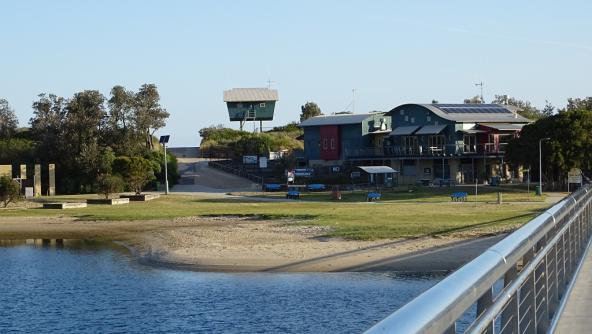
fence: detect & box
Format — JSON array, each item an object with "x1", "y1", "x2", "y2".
[{"x1": 366, "y1": 185, "x2": 592, "y2": 333}]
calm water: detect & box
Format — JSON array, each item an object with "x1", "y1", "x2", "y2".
[{"x1": 0, "y1": 240, "x2": 443, "y2": 333}]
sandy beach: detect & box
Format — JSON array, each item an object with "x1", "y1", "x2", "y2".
[{"x1": 0, "y1": 215, "x2": 503, "y2": 272}]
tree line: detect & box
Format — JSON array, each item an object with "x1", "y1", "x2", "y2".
[
  {"x1": 506, "y1": 97, "x2": 592, "y2": 188},
  {"x1": 0, "y1": 84, "x2": 179, "y2": 194}
]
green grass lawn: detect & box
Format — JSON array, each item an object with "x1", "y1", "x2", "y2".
[{"x1": 0, "y1": 191, "x2": 550, "y2": 240}]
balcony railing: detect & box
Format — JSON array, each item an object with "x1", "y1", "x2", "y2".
[{"x1": 344, "y1": 143, "x2": 508, "y2": 159}]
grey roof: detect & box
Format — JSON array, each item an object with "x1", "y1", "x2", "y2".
[
  {"x1": 415, "y1": 124, "x2": 447, "y2": 135},
  {"x1": 390, "y1": 125, "x2": 420, "y2": 136},
  {"x1": 478, "y1": 123, "x2": 525, "y2": 131},
  {"x1": 391, "y1": 104, "x2": 532, "y2": 123},
  {"x1": 358, "y1": 166, "x2": 398, "y2": 174},
  {"x1": 223, "y1": 88, "x2": 278, "y2": 102},
  {"x1": 299, "y1": 113, "x2": 380, "y2": 127}
]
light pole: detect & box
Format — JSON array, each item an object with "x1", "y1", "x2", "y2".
[
  {"x1": 539, "y1": 137, "x2": 550, "y2": 196},
  {"x1": 159, "y1": 135, "x2": 170, "y2": 195}
]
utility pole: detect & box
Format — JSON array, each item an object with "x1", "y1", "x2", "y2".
[{"x1": 475, "y1": 82, "x2": 484, "y2": 103}]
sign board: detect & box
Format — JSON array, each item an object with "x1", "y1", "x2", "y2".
[
  {"x1": 243, "y1": 155, "x2": 257, "y2": 165},
  {"x1": 259, "y1": 157, "x2": 268, "y2": 169},
  {"x1": 332, "y1": 166, "x2": 340, "y2": 173},
  {"x1": 25, "y1": 187, "x2": 34, "y2": 199},
  {"x1": 293, "y1": 168, "x2": 313, "y2": 177},
  {"x1": 568, "y1": 168, "x2": 582, "y2": 184},
  {"x1": 350, "y1": 171, "x2": 361, "y2": 179}
]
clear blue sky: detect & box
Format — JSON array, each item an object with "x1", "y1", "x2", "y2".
[{"x1": 2, "y1": 0, "x2": 591, "y2": 146}]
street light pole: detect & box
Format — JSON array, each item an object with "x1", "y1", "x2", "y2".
[
  {"x1": 164, "y1": 142, "x2": 169, "y2": 195},
  {"x1": 159, "y1": 135, "x2": 171, "y2": 195},
  {"x1": 539, "y1": 137, "x2": 550, "y2": 196}
]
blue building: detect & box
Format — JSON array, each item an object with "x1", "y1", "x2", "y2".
[
  {"x1": 300, "y1": 112, "x2": 391, "y2": 165},
  {"x1": 302, "y1": 104, "x2": 531, "y2": 184}
]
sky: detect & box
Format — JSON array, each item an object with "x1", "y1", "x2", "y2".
[{"x1": 1, "y1": 0, "x2": 591, "y2": 146}]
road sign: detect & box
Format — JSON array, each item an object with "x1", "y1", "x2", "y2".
[
  {"x1": 259, "y1": 157, "x2": 267, "y2": 169},
  {"x1": 568, "y1": 168, "x2": 582, "y2": 184}
]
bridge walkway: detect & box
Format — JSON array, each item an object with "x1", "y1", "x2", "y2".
[{"x1": 555, "y1": 239, "x2": 592, "y2": 333}]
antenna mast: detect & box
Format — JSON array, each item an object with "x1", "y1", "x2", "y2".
[
  {"x1": 352, "y1": 88, "x2": 357, "y2": 113},
  {"x1": 474, "y1": 82, "x2": 484, "y2": 103}
]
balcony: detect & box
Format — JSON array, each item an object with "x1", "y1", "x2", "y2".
[{"x1": 344, "y1": 143, "x2": 507, "y2": 159}]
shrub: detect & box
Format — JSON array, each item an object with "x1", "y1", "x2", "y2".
[
  {"x1": 0, "y1": 176, "x2": 21, "y2": 207},
  {"x1": 113, "y1": 156, "x2": 155, "y2": 194},
  {"x1": 97, "y1": 174, "x2": 124, "y2": 199}
]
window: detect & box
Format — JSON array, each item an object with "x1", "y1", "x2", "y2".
[
  {"x1": 260, "y1": 102, "x2": 266, "y2": 108},
  {"x1": 330, "y1": 138, "x2": 335, "y2": 150},
  {"x1": 434, "y1": 120, "x2": 439, "y2": 125},
  {"x1": 463, "y1": 134, "x2": 476, "y2": 153},
  {"x1": 426, "y1": 116, "x2": 431, "y2": 122},
  {"x1": 404, "y1": 115, "x2": 409, "y2": 122},
  {"x1": 323, "y1": 138, "x2": 328, "y2": 150},
  {"x1": 428, "y1": 135, "x2": 445, "y2": 151},
  {"x1": 237, "y1": 103, "x2": 243, "y2": 108},
  {"x1": 400, "y1": 110, "x2": 405, "y2": 115},
  {"x1": 410, "y1": 117, "x2": 415, "y2": 123},
  {"x1": 402, "y1": 136, "x2": 418, "y2": 155}
]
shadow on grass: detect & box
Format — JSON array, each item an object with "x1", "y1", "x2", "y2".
[{"x1": 199, "y1": 213, "x2": 318, "y2": 221}]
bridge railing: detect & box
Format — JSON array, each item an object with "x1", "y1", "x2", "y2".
[{"x1": 366, "y1": 185, "x2": 592, "y2": 334}]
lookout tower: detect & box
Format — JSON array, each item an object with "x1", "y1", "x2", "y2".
[{"x1": 223, "y1": 88, "x2": 278, "y2": 131}]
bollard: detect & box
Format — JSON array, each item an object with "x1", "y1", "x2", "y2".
[{"x1": 497, "y1": 192, "x2": 503, "y2": 204}]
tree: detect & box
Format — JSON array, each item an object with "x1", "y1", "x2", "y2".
[
  {"x1": 96, "y1": 174, "x2": 124, "y2": 199},
  {"x1": 107, "y1": 86, "x2": 139, "y2": 155},
  {"x1": 491, "y1": 94, "x2": 551, "y2": 120},
  {"x1": 0, "y1": 98, "x2": 18, "y2": 139},
  {"x1": 565, "y1": 97, "x2": 592, "y2": 112},
  {"x1": 134, "y1": 84, "x2": 169, "y2": 149},
  {"x1": 114, "y1": 156, "x2": 156, "y2": 194},
  {"x1": 464, "y1": 96, "x2": 483, "y2": 104},
  {"x1": 0, "y1": 176, "x2": 20, "y2": 207},
  {"x1": 300, "y1": 102, "x2": 322, "y2": 121}
]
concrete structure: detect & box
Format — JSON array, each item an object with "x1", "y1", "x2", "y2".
[
  {"x1": 0, "y1": 165, "x2": 11, "y2": 177},
  {"x1": 43, "y1": 202, "x2": 87, "y2": 209},
  {"x1": 167, "y1": 147, "x2": 200, "y2": 159},
  {"x1": 34, "y1": 164, "x2": 41, "y2": 196},
  {"x1": 48, "y1": 163, "x2": 56, "y2": 196},
  {"x1": 301, "y1": 104, "x2": 531, "y2": 184},
  {"x1": 223, "y1": 88, "x2": 278, "y2": 131}
]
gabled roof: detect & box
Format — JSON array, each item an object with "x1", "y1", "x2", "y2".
[
  {"x1": 223, "y1": 88, "x2": 278, "y2": 102},
  {"x1": 390, "y1": 103, "x2": 532, "y2": 123},
  {"x1": 299, "y1": 113, "x2": 382, "y2": 127}
]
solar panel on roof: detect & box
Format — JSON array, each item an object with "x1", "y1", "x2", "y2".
[{"x1": 437, "y1": 105, "x2": 510, "y2": 114}]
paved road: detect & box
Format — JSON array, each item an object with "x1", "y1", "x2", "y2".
[
  {"x1": 555, "y1": 240, "x2": 592, "y2": 333},
  {"x1": 171, "y1": 159, "x2": 259, "y2": 194}
]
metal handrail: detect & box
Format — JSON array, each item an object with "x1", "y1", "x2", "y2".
[{"x1": 366, "y1": 186, "x2": 592, "y2": 334}]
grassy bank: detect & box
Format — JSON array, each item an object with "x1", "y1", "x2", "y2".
[{"x1": 0, "y1": 192, "x2": 550, "y2": 240}]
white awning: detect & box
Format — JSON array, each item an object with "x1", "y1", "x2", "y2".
[
  {"x1": 358, "y1": 166, "x2": 399, "y2": 174},
  {"x1": 389, "y1": 126, "x2": 420, "y2": 136},
  {"x1": 416, "y1": 124, "x2": 447, "y2": 135},
  {"x1": 458, "y1": 128, "x2": 487, "y2": 134}
]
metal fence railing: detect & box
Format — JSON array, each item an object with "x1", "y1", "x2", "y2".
[{"x1": 366, "y1": 185, "x2": 592, "y2": 334}]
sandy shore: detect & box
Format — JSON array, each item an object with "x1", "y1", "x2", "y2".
[{"x1": 0, "y1": 216, "x2": 503, "y2": 272}]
